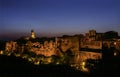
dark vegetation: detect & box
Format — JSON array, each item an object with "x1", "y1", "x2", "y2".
[
  {"x1": 104, "y1": 31, "x2": 118, "y2": 40},
  {"x1": 0, "y1": 55, "x2": 89, "y2": 77},
  {"x1": 16, "y1": 37, "x2": 55, "y2": 45},
  {"x1": 0, "y1": 40, "x2": 6, "y2": 50},
  {"x1": 0, "y1": 54, "x2": 120, "y2": 77}
]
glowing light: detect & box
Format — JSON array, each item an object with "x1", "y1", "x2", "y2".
[
  {"x1": 34, "y1": 61, "x2": 40, "y2": 65},
  {"x1": 114, "y1": 52, "x2": 117, "y2": 56},
  {"x1": 28, "y1": 58, "x2": 32, "y2": 62},
  {"x1": 15, "y1": 54, "x2": 20, "y2": 57},
  {"x1": 0, "y1": 51, "x2": 3, "y2": 54},
  {"x1": 56, "y1": 62, "x2": 60, "y2": 65},
  {"x1": 8, "y1": 53, "x2": 11, "y2": 56},
  {"x1": 114, "y1": 42, "x2": 116, "y2": 45},
  {"x1": 80, "y1": 62, "x2": 85, "y2": 66},
  {"x1": 81, "y1": 62, "x2": 89, "y2": 72}
]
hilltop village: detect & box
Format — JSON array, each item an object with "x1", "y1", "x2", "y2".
[
  {"x1": 5, "y1": 30, "x2": 120, "y2": 56},
  {"x1": 0, "y1": 30, "x2": 120, "y2": 72}
]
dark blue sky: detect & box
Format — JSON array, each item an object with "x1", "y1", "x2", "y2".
[{"x1": 0, "y1": 0, "x2": 120, "y2": 39}]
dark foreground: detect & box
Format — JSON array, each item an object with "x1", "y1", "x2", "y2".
[{"x1": 0, "y1": 55, "x2": 120, "y2": 77}]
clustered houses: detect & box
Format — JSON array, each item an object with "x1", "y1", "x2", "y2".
[
  {"x1": 5, "y1": 30, "x2": 58, "y2": 57},
  {"x1": 84, "y1": 30, "x2": 118, "y2": 41},
  {"x1": 26, "y1": 41, "x2": 57, "y2": 57},
  {"x1": 81, "y1": 30, "x2": 120, "y2": 50},
  {"x1": 84, "y1": 30, "x2": 104, "y2": 41},
  {"x1": 5, "y1": 39, "x2": 58, "y2": 57},
  {"x1": 5, "y1": 36, "x2": 78, "y2": 57},
  {"x1": 5, "y1": 41, "x2": 17, "y2": 52},
  {"x1": 5, "y1": 30, "x2": 120, "y2": 58}
]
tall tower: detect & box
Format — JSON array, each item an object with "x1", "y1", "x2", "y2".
[{"x1": 31, "y1": 30, "x2": 35, "y2": 39}]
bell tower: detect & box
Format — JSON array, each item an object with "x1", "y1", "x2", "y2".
[{"x1": 31, "y1": 30, "x2": 35, "y2": 39}]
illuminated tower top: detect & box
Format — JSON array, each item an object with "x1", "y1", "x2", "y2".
[{"x1": 31, "y1": 30, "x2": 35, "y2": 39}]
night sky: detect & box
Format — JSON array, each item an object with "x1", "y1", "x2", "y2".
[{"x1": 0, "y1": 0, "x2": 120, "y2": 40}]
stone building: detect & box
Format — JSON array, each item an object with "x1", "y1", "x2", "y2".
[
  {"x1": 57, "y1": 36, "x2": 80, "y2": 54},
  {"x1": 5, "y1": 41, "x2": 17, "y2": 51},
  {"x1": 80, "y1": 41, "x2": 102, "y2": 49},
  {"x1": 25, "y1": 38, "x2": 57, "y2": 57},
  {"x1": 85, "y1": 30, "x2": 104, "y2": 41}
]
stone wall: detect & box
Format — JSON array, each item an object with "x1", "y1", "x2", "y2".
[
  {"x1": 58, "y1": 36, "x2": 79, "y2": 53},
  {"x1": 73, "y1": 51, "x2": 102, "y2": 64},
  {"x1": 80, "y1": 41, "x2": 102, "y2": 49}
]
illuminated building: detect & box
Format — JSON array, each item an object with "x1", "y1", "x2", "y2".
[
  {"x1": 5, "y1": 41, "x2": 17, "y2": 51},
  {"x1": 31, "y1": 30, "x2": 35, "y2": 39}
]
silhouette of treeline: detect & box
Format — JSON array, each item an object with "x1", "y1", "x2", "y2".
[
  {"x1": 104, "y1": 31, "x2": 118, "y2": 40},
  {"x1": 0, "y1": 40, "x2": 6, "y2": 50},
  {"x1": 16, "y1": 37, "x2": 55, "y2": 45}
]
